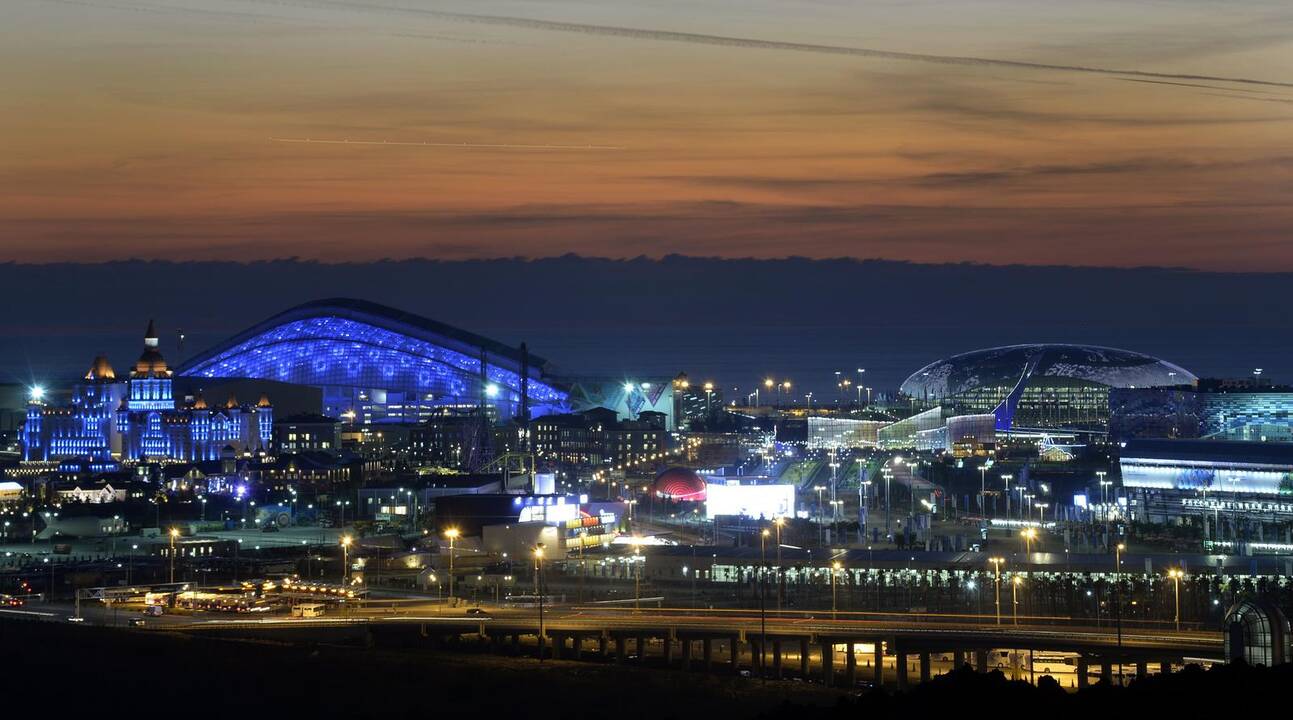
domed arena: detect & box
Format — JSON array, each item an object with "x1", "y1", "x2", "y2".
[
  {"x1": 901, "y1": 344, "x2": 1196, "y2": 431},
  {"x1": 651, "y1": 467, "x2": 707, "y2": 502}
]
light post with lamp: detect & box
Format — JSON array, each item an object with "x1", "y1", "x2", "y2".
[
  {"x1": 631, "y1": 538, "x2": 643, "y2": 611},
  {"x1": 1011, "y1": 575, "x2": 1023, "y2": 626},
  {"x1": 340, "y1": 535, "x2": 352, "y2": 585},
  {"x1": 445, "y1": 528, "x2": 460, "y2": 603},
  {"x1": 773, "y1": 518, "x2": 784, "y2": 611},
  {"x1": 989, "y1": 557, "x2": 1004, "y2": 625},
  {"x1": 1001, "y1": 474, "x2": 1013, "y2": 520},
  {"x1": 1168, "y1": 568, "x2": 1184, "y2": 630},
  {"x1": 533, "y1": 544, "x2": 546, "y2": 661},
  {"x1": 168, "y1": 528, "x2": 179, "y2": 583},
  {"x1": 1021, "y1": 527, "x2": 1037, "y2": 556},
  {"x1": 831, "y1": 560, "x2": 842, "y2": 619},
  {"x1": 1114, "y1": 542, "x2": 1125, "y2": 675},
  {"x1": 759, "y1": 528, "x2": 770, "y2": 679}
]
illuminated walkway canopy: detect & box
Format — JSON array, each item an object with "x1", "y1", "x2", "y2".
[{"x1": 177, "y1": 298, "x2": 567, "y2": 422}]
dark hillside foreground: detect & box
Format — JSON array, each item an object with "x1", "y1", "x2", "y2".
[{"x1": 3, "y1": 620, "x2": 1281, "y2": 719}]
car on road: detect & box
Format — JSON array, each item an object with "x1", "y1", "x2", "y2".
[
  {"x1": 465, "y1": 608, "x2": 492, "y2": 618},
  {"x1": 0, "y1": 594, "x2": 24, "y2": 607},
  {"x1": 66, "y1": 616, "x2": 85, "y2": 623},
  {"x1": 128, "y1": 617, "x2": 147, "y2": 627}
]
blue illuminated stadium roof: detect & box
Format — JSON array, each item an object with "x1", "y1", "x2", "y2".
[{"x1": 176, "y1": 298, "x2": 566, "y2": 408}]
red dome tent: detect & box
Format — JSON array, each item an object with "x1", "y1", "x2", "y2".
[{"x1": 651, "y1": 467, "x2": 706, "y2": 502}]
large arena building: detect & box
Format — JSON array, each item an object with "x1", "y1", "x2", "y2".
[
  {"x1": 177, "y1": 299, "x2": 569, "y2": 424},
  {"x1": 900, "y1": 344, "x2": 1196, "y2": 434}
]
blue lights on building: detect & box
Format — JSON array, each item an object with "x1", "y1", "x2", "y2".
[
  {"x1": 177, "y1": 299, "x2": 568, "y2": 423},
  {"x1": 22, "y1": 323, "x2": 272, "y2": 463}
]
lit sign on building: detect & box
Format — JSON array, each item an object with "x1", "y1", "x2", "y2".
[
  {"x1": 705, "y1": 482, "x2": 795, "y2": 519},
  {"x1": 1181, "y1": 497, "x2": 1293, "y2": 515}
]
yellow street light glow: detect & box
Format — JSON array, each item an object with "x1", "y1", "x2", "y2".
[{"x1": 340, "y1": 535, "x2": 352, "y2": 547}]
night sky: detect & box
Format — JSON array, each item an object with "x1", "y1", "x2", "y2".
[{"x1": 5, "y1": 1, "x2": 1293, "y2": 269}]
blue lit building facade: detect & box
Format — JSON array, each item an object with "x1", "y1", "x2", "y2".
[
  {"x1": 22, "y1": 323, "x2": 272, "y2": 463},
  {"x1": 177, "y1": 299, "x2": 569, "y2": 424},
  {"x1": 1110, "y1": 388, "x2": 1293, "y2": 443}
]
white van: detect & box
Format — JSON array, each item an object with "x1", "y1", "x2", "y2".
[{"x1": 292, "y1": 603, "x2": 326, "y2": 618}]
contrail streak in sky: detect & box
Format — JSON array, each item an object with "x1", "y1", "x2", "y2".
[
  {"x1": 39, "y1": 0, "x2": 1293, "y2": 90},
  {"x1": 269, "y1": 137, "x2": 626, "y2": 150},
  {"x1": 289, "y1": 0, "x2": 1293, "y2": 89}
]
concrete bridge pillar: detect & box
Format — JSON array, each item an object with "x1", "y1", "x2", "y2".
[
  {"x1": 729, "y1": 636, "x2": 740, "y2": 674},
  {"x1": 636, "y1": 634, "x2": 647, "y2": 664},
  {"x1": 1077, "y1": 657, "x2": 1089, "y2": 688},
  {"x1": 598, "y1": 634, "x2": 607, "y2": 658},
  {"x1": 821, "y1": 641, "x2": 835, "y2": 687},
  {"x1": 874, "y1": 642, "x2": 884, "y2": 686},
  {"x1": 845, "y1": 642, "x2": 857, "y2": 686},
  {"x1": 896, "y1": 650, "x2": 909, "y2": 690},
  {"x1": 663, "y1": 635, "x2": 674, "y2": 666},
  {"x1": 511, "y1": 633, "x2": 520, "y2": 655},
  {"x1": 919, "y1": 652, "x2": 931, "y2": 683},
  {"x1": 952, "y1": 649, "x2": 965, "y2": 669},
  {"x1": 975, "y1": 649, "x2": 988, "y2": 673},
  {"x1": 1135, "y1": 661, "x2": 1148, "y2": 679},
  {"x1": 682, "y1": 637, "x2": 693, "y2": 671},
  {"x1": 615, "y1": 635, "x2": 626, "y2": 663},
  {"x1": 799, "y1": 638, "x2": 810, "y2": 678},
  {"x1": 703, "y1": 637, "x2": 713, "y2": 671},
  {"x1": 773, "y1": 640, "x2": 783, "y2": 679},
  {"x1": 1100, "y1": 661, "x2": 1113, "y2": 685},
  {"x1": 1160, "y1": 660, "x2": 1172, "y2": 675}
]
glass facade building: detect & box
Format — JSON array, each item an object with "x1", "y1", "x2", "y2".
[
  {"x1": 1110, "y1": 389, "x2": 1293, "y2": 443},
  {"x1": 901, "y1": 344, "x2": 1195, "y2": 433}
]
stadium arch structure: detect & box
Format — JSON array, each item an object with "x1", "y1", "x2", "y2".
[
  {"x1": 900, "y1": 344, "x2": 1196, "y2": 433},
  {"x1": 176, "y1": 299, "x2": 568, "y2": 423}
]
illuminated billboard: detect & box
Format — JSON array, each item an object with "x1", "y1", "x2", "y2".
[{"x1": 705, "y1": 482, "x2": 795, "y2": 520}]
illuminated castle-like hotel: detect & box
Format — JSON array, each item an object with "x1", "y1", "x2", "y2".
[{"x1": 21, "y1": 322, "x2": 272, "y2": 463}]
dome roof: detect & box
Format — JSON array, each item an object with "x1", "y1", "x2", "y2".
[
  {"x1": 901, "y1": 344, "x2": 1196, "y2": 400},
  {"x1": 652, "y1": 467, "x2": 706, "y2": 502},
  {"x1": 132, "y1": 320, "x2": 171, "y2": 378},
  {"x1": 84, "y1": 354, "x2": 116, "y2": 381}
]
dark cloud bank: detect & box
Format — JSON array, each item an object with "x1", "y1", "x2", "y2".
[{"x1": 5, "y1": 256, "x2": 1289, "y2": 392}]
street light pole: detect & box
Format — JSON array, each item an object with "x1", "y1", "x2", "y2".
[
  {"x1": 990, "y1": 557, "x2": 1003, "y2": 625},
  {"x1": 979, "y1": 465, "x2": 987, "y2": 515},
  {"x1": 340, "y1": 535, "x2": 352, "y2": 585},
  {"x1": 534, "y1": 544, "x2": 546, "y2": 662},
  {"x1": 1012, "y1": 576, "x2": 1022, "y2": 626},
  {"x1": 774, "y1": 518, "x2": 784, "y2": 611},
  {"x1": 831, "y1": 561, "x2": 841, "y2": 619},
  {"x1": 632, "y1": 539, "x2": 642, "y2": 611},
  {"x1": 1115, "y1": 542, "x2": 1125, "y2": 679},
  {"x1": 168, "y1": 528, "x2": 179, "y2": 583},
  {"x1": 445, "y1": 528, "x2": 459, "y2": 603},
  {"x1": 1169, "y1": 568, "x2": 1183, "y2": 631},
  {"x1": 760, "y1": 528, "x2": 769, "y2": 680}
]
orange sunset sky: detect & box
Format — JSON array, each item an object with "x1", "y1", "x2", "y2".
[{"x1": 3, "y1": 0, "x2": 1292, "y2": 269}]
